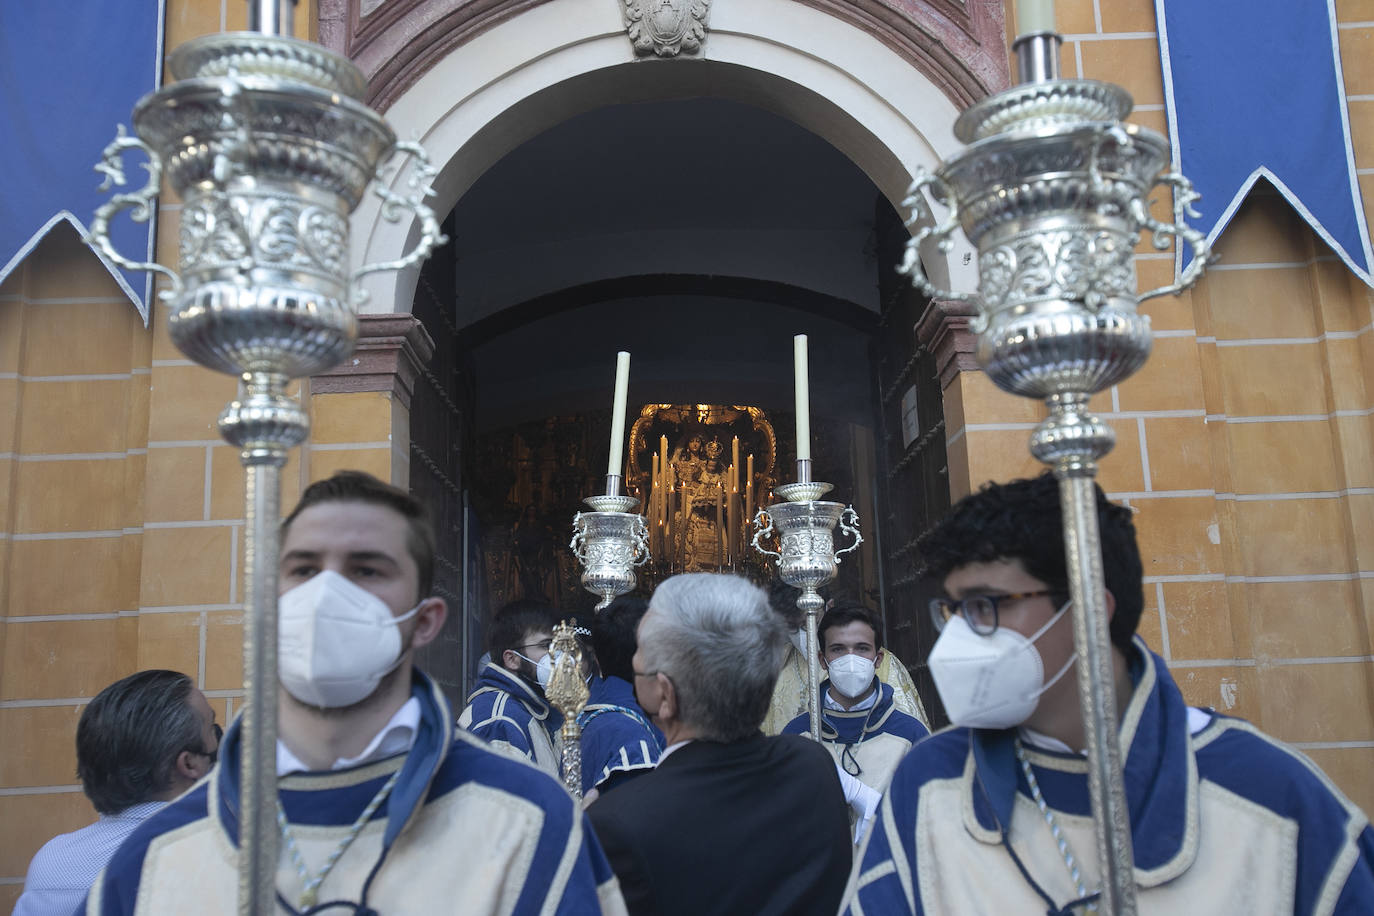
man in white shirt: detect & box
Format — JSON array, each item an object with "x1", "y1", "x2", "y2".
[
  {"x1": 14, "y1": 669, "x2": 218, "y2": 916},
  {"x1": 86, "y1": 470, "x2": 626, "y2": 915}
]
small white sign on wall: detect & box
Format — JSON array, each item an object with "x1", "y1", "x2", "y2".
[{"x1": 900, "y1": 386, "x2": 920, "y2": 448}]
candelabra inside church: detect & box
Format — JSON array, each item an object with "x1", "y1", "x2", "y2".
[
  {"x1": 752, "y1": 336, "x2": 863, "y2": 743},
  {"x1": 86, "y1": 2, "x2": 446, "y2": 911},
  {"x1": 897, "y1": 9, "x2": 1212, "y2": 912}
]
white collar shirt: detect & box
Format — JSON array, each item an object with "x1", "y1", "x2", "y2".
[{"x1": 276, "y1": 697, "x2": 422, "y2": 776}]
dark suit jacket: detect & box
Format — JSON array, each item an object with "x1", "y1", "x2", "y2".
[{"x1": 587, "y1": 732, "x2": 852, "y2": 916}]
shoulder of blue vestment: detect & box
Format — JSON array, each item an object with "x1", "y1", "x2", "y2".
[{"x1": 87, "y1": 781, "x2": 212, "y2": 914}]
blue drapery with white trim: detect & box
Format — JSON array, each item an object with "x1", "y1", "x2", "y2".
[
  {"x1": 0, "y1": 2, "x2": 164, "y2": 317},
  {"x1": 1156, "y1": 0, "x2": 1373, "y2": 285}
]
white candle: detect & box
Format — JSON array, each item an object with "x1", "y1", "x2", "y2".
[
  {"x1": 1017, "y1": 0, "x2": 1055, "y2": 34},
  {"x1": 794, "y1": 334, "x2": 811, "y2": 462},
  {"x1": 607, "y1": 351, "x2": 630, "y2": 478}
]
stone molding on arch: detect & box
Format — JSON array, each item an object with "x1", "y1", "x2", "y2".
[
  {"x1": 319, "y1": 0, "x2": 1007, "y2": 112},
  {"x1": 342, "y1": 0, "x2": 984, "y2": 321}
]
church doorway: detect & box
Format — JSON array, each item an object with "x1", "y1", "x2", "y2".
[{"x1": 405, "y1": 96, "x2": 951, "y2": 713}]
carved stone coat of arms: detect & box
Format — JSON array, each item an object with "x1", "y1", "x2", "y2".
[{"x1": 622, "y1": 0, "x2": 710, "y2": 57}]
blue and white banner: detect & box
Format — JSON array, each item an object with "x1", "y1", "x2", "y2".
[
  {"x1": 0, "y1": 3, "x2": 165, "y2": 318},
  {"x1": 1157, "y1": 0, "x2": 1373, "y2": 285}
]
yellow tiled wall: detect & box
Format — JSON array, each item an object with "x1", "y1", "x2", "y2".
[
  {"x1": 4, "y1": 0, "x2": 1373, "y2": 907},
  {"x1": 954, "y1": 0, "x2": 1374, "y2": 817},
  {"x1": 0, "y1": 224, "x2": 405, "y2": 907}
]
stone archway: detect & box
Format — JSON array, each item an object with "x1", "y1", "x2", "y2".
[{"x1": 322, "y1": 0, "x2": 1003, "y2": 315}]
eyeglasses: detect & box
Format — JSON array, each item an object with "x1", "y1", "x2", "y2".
[
  {"x1": 929, "y1": 590, "x2": 1056, "y2": 636},
  {"x1": 516, "y1": 640, "x2": 553, "y2": 653},
  {"x1": 212, "y1": 722, "x2": 223, "y2": 744},
  {"x1": 632, "y1": 669, "x2": 660, "y2": 679}
]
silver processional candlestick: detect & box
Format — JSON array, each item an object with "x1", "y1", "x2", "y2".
[
  {"x1": 86, "y1": 2, "x2": 446, "y2": 911},
  {"x1": 571, "y1": 353, "x2": 651, "y2": 610},
  {"x1": 897, "y1": 18, "x2": 1211, "y2": 915},
  {"x1": 752, "y1": 336, "x2": 863, "y2": 743}
]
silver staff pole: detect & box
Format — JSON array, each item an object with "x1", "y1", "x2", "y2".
[
  {"x1": 88, "y1": 2, "x2": 445, "y2": 908},
  {"x1": 897, "y1": 23, "x2": 1212, "y2": 914}
]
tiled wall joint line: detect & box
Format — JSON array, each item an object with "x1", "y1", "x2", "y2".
[
  {"x1": 138, "y1": 603, "x2": 243, "y2": 614},
  {"x1": 1215, "y1": 488, "x2": 1374, "y2": 501},
  {"x1": 1143, "y1": 574, "x2": 1226, "y2": 583},
  {"x1": 0, "y1": 295, "x2": 139, "y2": 306},
  {"x1": 144, "y1": 519, "x2": 245, "y2": 529},
  {"x1": 1136, "y1": 417, "x2": 1152, "y2": 491},
  {"x1": 229, "y1": 522, "x2": 240, "y2": 605},
  {"x1": 1207, "y1": 408, "x2": 1374, "y2": 423},
  {"x1": 11, "y1": 530, "x2": 125, "y2": 541},
  {"x1": 1171, "y1": 658, "x2": 1258, "y2": 668},
  {"x1": 15, "y1": 452, "x2": 131, "y2": 462},
  {"x1": 1197, "y1": 327, "x2": 1372, "y2": 345},
  {"x1": 14, "y1": 373, "x2": 133, "y2": 382},
  {"x1": 1061, "y1": 31, "x2": 1158, "y2": 41},
  {"x1": 1208, "y1": 258, "x2": 1339, "y2": 272},
  {"x1": 2, "y1": 613, "x2": 127, "y2": 623},
  {"x1": 1225, "y1": 573, "x2": 1371, "y2": 583},
  {"x1": 1268, "y1": 655, "x2": 1374, "y2": 666},
  {"x1": 203, "y1": 447, "x2": 213, "y2": 521},
  {"x1": 1105, "y1": 489, "x2": 1215, "y2": 500},
  {"x1": 309, "y1": 441, "x2": 393, "y2": 451},
  {"x1": 1154, "y1": 581, "x2": 1171, "y2": 661},
  {"x1": 147, "y1": 440, "x2": 224, "y2": 448}
]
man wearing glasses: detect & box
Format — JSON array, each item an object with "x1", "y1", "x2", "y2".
[
  {"x1": 459, "y1": 599, "x2": 560, "y2": 774},
  {"x1": 844, "y1": 473, "x2": 1374, "y2": 915}
]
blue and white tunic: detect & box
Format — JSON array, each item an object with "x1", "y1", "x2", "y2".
[
  {"x1": 459, "y1": 662, "x2": 559, "y2": 775},
  {"x1": 85, "y1": 672, "x2": 626, "y2": 915},
  {"x1": 782, "y1": 678, "x2": 929, "y2": 793},
  {"x1": 578, "y1": 675, "x2": 663, "y2": 796},
  {"x1": 843, "y1": 640, "x2": 1374, "y2": 915}
]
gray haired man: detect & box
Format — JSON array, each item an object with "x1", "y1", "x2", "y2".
[{"x1": 587, "y1": 573, "x2": 852, "y2": 916}]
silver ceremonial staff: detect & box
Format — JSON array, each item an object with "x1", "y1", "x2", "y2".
[
  {"x1": 87, "y1": 1, "x2": 445, "y2": 910},
  {"x1": 898, "y1": 24, "x2": 1211, "y2": 916}
]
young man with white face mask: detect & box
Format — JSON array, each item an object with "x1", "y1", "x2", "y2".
[
  {"x1": 780, "y1": 606, "x2": 928, "y2": 837},
  {"x1": 87, "y1": 471, "x2": 627, "y2": 915},
  {"x1": 843, "y1": 474, "x2": 1374, "y2": 915},
  {"x1": 458, "y1": 599, "x2": 560, "y2": 774}
]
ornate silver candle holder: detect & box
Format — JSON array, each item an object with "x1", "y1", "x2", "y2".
[
  {"x1": 87, "y1": 27, "x2": 445, "y2": 915},
  {"x1": 899, "y1": 46, "x2": 1211, "y2": 914},
  {"x1": 752, "y1": 481, "x2": 862, "y2": 740},
  {"x1": 571, "y1": 492, "x2": 651, "y2": 610}
]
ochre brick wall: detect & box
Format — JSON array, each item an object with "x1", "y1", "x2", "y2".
[
  {"x1": 2, "y1": 0, "x2": 1372, "y2": 908},
  {"x1": 0, "y1": 227, "x2": 404, "y2": 910},
  {"x1": 952, "y1": 0, "x2": 1374, "y2": 819}
]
